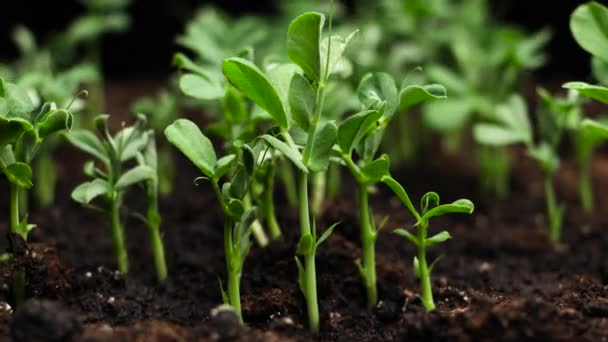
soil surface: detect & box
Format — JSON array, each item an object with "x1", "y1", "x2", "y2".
[{"x1": 1, "y1": 82, "x2": 608, "y2": 341}]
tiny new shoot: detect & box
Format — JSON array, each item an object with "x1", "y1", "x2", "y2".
[
  {"x1": 383, "y1": 176, "x2": 474, "y2": 311},
  {"x1": 66, "y1": 114, "x2": 155, "y2": 274},
  {"x1": 165, "y1": 119, "x2": 256, "y2": 323}
]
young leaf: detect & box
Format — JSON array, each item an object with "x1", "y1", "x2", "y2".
[
  {"x1": 307, "y1": 121, "x2": 338, "y2": 172},
  {"x1": 360, "y1": 154, "x2": 390, "y2": 183},
  {"x1": 1, "y1": 82, "x2": 35, "y2": 119},
  {"x1": 289, "y1": 73, "x2": 315, "y2": 130},
  {"x1": 399, "y1": 84, "x2": 447, "y2": 113},
  {"x1": 260, "y1": 134, "x2": 308, "y2": 173},
  {"x1": 315, "y1": 221, "x2": 340, "y2": 248},
  {"x1": 222, "y1": 87, "x2": 248, "y2": 124},
  {"x1": 320, "y1": 30, "x2": 358, "y2": 80},
  {"x1": 222, "y1": 58, "x2": 288, "y2": 128},
  {"x1": 295, "y1": 256, "x2": 306, "y2": 294},
  {"x1": 570, "y1": 2, "x2": 608, "y2": 63},
  {"x1": 413, "y1": 256, "x2": 420, "y2": 278},
  {"x1": 0, "y1": 117, "x2": 32, "y2": 148},
  {"x1": 164, "y1": 119, "x2": 217, "y2": 178},
  {"x1": 37, "y1": 109, "x2": 73, "y2": 139},
  {"x1": 214, "y1": 154, "x2": 237, "y2": 180},
  {"x1": 357, "y1": 72, "x2": 398, "y2": 116},
  {"x1": 115, "y1": 165, "x2": 155, "y2": 190},
  {"x1": 228, "y1": 168, "x2": 249, "y2": 200},
  {"x1": 71, "y1": 179, "x2": 111, "y2": 204},
  {"x1": 474, "y1": 94, "x2": 532, "y2": 146},
  {"x1": 528, "y1": 142, "x2": 559, "y2": 174},
  {"x1": 287, "y1": 12, "x2": 323, "y2": 81},
  {"x1": 381, "y1": 175, "x2": 420, "y2": 221},
  {"x1": 421, "y1": 199, "x2": 474, "y2": 221},
  {"x1": 297, "y1": 233, "x2": 315, "y2": 256},
  {"x1": 394, "y1": 228, "x2": 419, "y2": 246},
  {"x1": 179, "y1": 74, "x2": 224, "y2": 100},
  {"x1": 425, "y1": 231, "x2": 451, "y2": 247},
  {"x1": 420, "y1": 192, "x2": 440, "y2": 215},
  {"x1": 226, "y1": 198, "x2": 245, "y2": 219},
  {"x1": 4, "y1": 162, "x2": 33, "y2": 188},
  {"x1": 337, "y1": 110, "x2": 382, "y2": 153},
  {"x1": 563, "y1": 82, "x2": 608, "y2": 104}
]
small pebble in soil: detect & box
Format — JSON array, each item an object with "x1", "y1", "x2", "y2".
[
  {"x1": 11, "y1": 299, "x2": 81, "y2": 342},
  {"x1": 0, "y1": 302, "x2": 12, "y2": 313},
  {"x1": 205, "y1": 304, "x2": 242, "y2": 340}
]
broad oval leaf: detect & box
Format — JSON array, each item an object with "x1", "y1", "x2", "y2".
[
  {"x1": 116, "y1": 165, "x2": 156, "y2": 190},
  {"x1": 4, "y1": 162, "x2": 33, "y2": 188},
  {"x1": 164, "y1": 119, "x2": 217, "y2": 178},
  {"x1": 63, "y1": 130, "x2": 109, "y2": 165},
  {"x1": 423, "y1": 98, "x2": 472, "y2": 132},
  {"x1": 287, "y1": 12, "x2": 324, "y2": 81},
  {"x1": 179, "y1": 74, "x2": 224, "y2": 100},
  {"x1": 421, "y1": 199, "x2": 474, "y2": 221},
  {"x1": 307, "y1": 121, "x2": 338, "y2": 172},
  {"x1": 361, "y1": 154, "x2": 390, "y2": 183},
  {"x1": 37, "y1": 109, "x2": 73, "y2": 139},
  {"x1": 425, "y1": 231, "x2": 452, "y2": 247},
  {"x1": 71, "y1": 179, "x2": 111, "y2": 205},
  {"x1": 0, "y1": 117, "x2": 32, "y2": 148},
  {"x1": 222, "y1": 58, "x2": 288, "y2": 128},
  {"x1": 2, "y1": 82, "x2": 35, "y2": 119},
  {"x1": 563, "y1": 81, "x2": 608, "y2": 104},
  {"x1": 261, "y1": 134, "x2": 308, "y2": 173},
  {"x1": 399, "y1": 84, "x2": 447, "y2": 113},
  {"x1": 289, "y1": 73, "x2": 315, "y2": 130},
  {"x1": 337, "y1": 110, "x2": 382, "y2": 153},
  {"x1": 357, "y1": 72, "x2": 398, "y2": 117},
  {"x1": 570, "y1": 2, "x2": 608, "y2": 63}
]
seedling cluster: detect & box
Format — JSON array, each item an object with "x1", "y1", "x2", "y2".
[{"x1": 2, "y1": 0, "x2": 608, "y2": 336}]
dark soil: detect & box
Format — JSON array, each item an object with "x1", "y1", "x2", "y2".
[{"x1": 2, "y1": 82, "x2": 608, "y2": 341}]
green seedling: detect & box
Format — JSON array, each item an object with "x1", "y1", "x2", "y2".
[
  {"x1": 575, "y1": 118, "x2": 608, "y2": 212},
  {"x1": 336, "y1": 71, "x2": 446, "y2": 308},
  {"x1": 66, "y1": 114, "x2": 155, "y2": 274},
  {"x1": 383, "y1": 176, "x2": 473, "y2": 311},
  {"x1": 165, "y1": 119, "x2": 256, "y2": 323},
  {"x1": 474, "y1": 93, "x2": 574, "y2": 242}
]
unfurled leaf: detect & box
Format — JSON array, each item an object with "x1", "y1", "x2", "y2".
[
  {"x1": 381, "y1": 175, "x2": 419, "y2": 220},
  {"x1": 214, "y1": 154, "x2": 237, "y2": 180},
  {"x1": 337, "y1": 110, "x2": 382, "y2": 153},
  {"x1": 2, "y1": 82, "x2": 35, "y2": 119},
  {"x1": 260, "y1": 134, "x2": 308, "y2": 173},
  {"x1": 4, "y1": 162, "x2": 33, "y2": 188},
  {"x1": 37, "y1": 109, "x2": 73, "y2": 139},
  {"x1": 222, "y1": 58, "x2": 288, "y2": 128},
  {"x1": 421, "y1": 199, "x2": 474, "y2": 221},
  {"x1": 115, "y1": 165, "x2": 155, "y2": 190},
  {"x1": 423, "y1": 98, "x2": 473, "y2": 131},
  {"x1": 425, "y1": 231, "x2": 451, "y2": 246},
  {"x1": 179, "y1": 74, "x2": 224, "y2": 100},
  {"x1": 316, "y1": 221, "x2": 340, "y2": 248},
  {"x1": 563, "y1": 82, "x2": 608, "y2": 104},
  {"x1": 394, "y1": 228, "x2": 419, "y2": 246},
  {"x1": 570, "y1": 2, "x2": 608, "y2": 63},
  {"x1": 320, "y1": 30, "x2": 358, "y2": 80},
  {"x1": 307, "y1": 121, "x2": 337, "y2": 172},
  {"x1": 71, "y1": 178, "x2": 111, "y2": 204},
  {"x1": 0, "y1": 117, "x2": 32, "y2": 148},
  {"x1": 474, "y1": 94, "x2": 532, "y2": 146},
  {"x1": 289, "y1": 73, "x2": 315, "y2": 130},
  {"x1": 361, "y1": 154, "x2": 390, "y2": 183},
  {"x1": 165, "y1": 119, "x2": 217, "y2": 178},
  {"x1": 287, "y1": 12, "x2": 323, "y2": 81},
  {"x1": 399, "y1": 84, "x2": 447, "y2": 113},
  {"x1": 357, "y1": 72, "x2": 398, "y2": 116}
]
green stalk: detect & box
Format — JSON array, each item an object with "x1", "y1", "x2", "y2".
[
  {"x1": 327, "y1": 162, "x2": 340, "y2": 199},
  {"x1": 264, "y1": 162, "x2": 281, "y2": 240},
  {"x1": 544, "y1": 174, "x2": 562, "y2": 242},
  {"x1": 224, "y1": 219, "x2": 243, "y2": 323},
  {"x1": 579, "y1": 162, "x2": 593, "y2": 213},
  {"x1": 9, "y1": 182, "x2": 26, "y2": 306},
  {"x1": 298, "y1": 171, "x2": 319, "y2": 333},
  {"x1": 279, "y1": 161, "x2": 298, "y2": 207},
  {"x1": 9, "y1": 183, "x2": 20, "y2": 234},
  {"x1": 110, "y1": 197, "x2": 129, "y2": 273},
  {"x1": 417, "y1": 220, "x2": 435, "y2": 311},
  {"x1": 311, "y1": 171, "x2": 327, "y2": 216},
  {"x1": 147, "y1": 200, "x2": 167, "y2": 282},
  {"x1": 358, "y1": 183, "x2": 377, "y2": 308}
]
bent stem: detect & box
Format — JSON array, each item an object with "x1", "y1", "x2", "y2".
[
  {"x1": 110, "y1": 197, "x2": 129, "y2": 273},
  {"x1": 417, "y1": 220, "x2": 435, "y2": 311},
  {"x1": 358, "y1": 183, "x2": 377, "y2": 308},
  {"x1": 299, "y1": 171, "x2": 319, "y2": 333},
  {"x1": 579, "y1": 162, "x2": 593, "y2": 213}
]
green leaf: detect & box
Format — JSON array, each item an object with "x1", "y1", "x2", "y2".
[
  {"x1": 179, "y1": 74, "x2": 224, "y2": 100},
  {"x1": 241, "y1": 145, "x2": 255, "y2": 175},
  {"x1": 307, "y1": 121, "x2": 337, "y2": 172},
  {"x1": 337, "y1": 110, "x2": 382, "y2": 153},
  {"x1": 222, "y1": 58, "x2": 288, "y2": 128},
  {"x1": 528, "y1": 142, "x2": 559, "y2": 174},
  {"x1": 2, "y1": 82, "x2": 35, "y2": 119},
  {"x1": 393, "y1": 228, "x2": 419, "y2": 246},
  {"x1": 228, "y1": 167, "x2": 248, "y2": 200},
  {"x1": 0, "y1": 77, "x2": 5, "y2": 97},
  {"x1": 289, "y1": 73, "x2": 315, "y2": 130},
  {"x1": 399, "y1": 84, "x2": 447, "y2": 113},
  {"x1": 320, "y1": 30, "x2": 358, "y2": 80},
  {"x1": 222, "y1": 86, "x2": 247, "y2": 124},
  {"x1": 214, "y1": 154, "x2": 237, "y2": 180},
  {"x1": 316, "y1": 221, "x2": 340, "y2": 248},
  {"x1": 423, "y1": 98, "x2": 473, "y2": 132},
  {"x1": 164, "y1": 119, "x2": 217, "y2": 178},
  {"x1": 577, "y1": 118, "x2": 608, "y2": 163},
  {"x1": 260, "y1": 134, "x2": 308, "y2": 173},
  {"x1": 474, "y1": 94, "x2": 532, "y2": 146},
  {"x1": 413, "y1": 256, "x2": 420, "y2": 278},
  {"x1": 116, "y1": 165, "x2": 155, "y2": 190},
  {"x1": 172, "y1": 52, "x2": 213, "y2": 77},
  {"x1": 563, "y1": 81, "x2": 608, "y2": 104},
  {"x1": 360, "y1": 154, "x2": 390, "y2": 183},
  {"x1": 4, "y1": 162, "x2": 33, "y2": 188},
  {"x1": 297, "y1": 233, "x2": 314, "y2": 255},
  {"x1": 287, "y1": 12, "x2": 323, "y2": 81},
  {"x1": 37, "y1": 109, "x2": 73, "y2": 139},
  {"x1": 0, "y1": 117, "x2": 32, "y2": 148},
  {"x1": 357, "y1": 72, "x2": 398, "y2": 117},
  {"x1": 425, "y1": 231, "x2": 451, "y2": 247},
  {"x1": 570, "y1": 2, "x2": 608, "y2": 62},
  {"x1": 420, "y1": 192, "x2": 439, "y2": 215},
  {"x1": 226, "y1": 198, "x2": 245, "y2": 219},
  {"x1": 382, "y1": 175, "x2": 420, "y2": 220},
  {"x1": 71, "y1": 179, "x2": 111, "y2": 204},
  {"x1": 421, "y1": 199, "x2": 474, "y2": 221}
]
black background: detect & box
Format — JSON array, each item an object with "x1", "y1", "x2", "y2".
[{"x1": 0, "y1": 0, "x2": 602, "y2": 80}]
